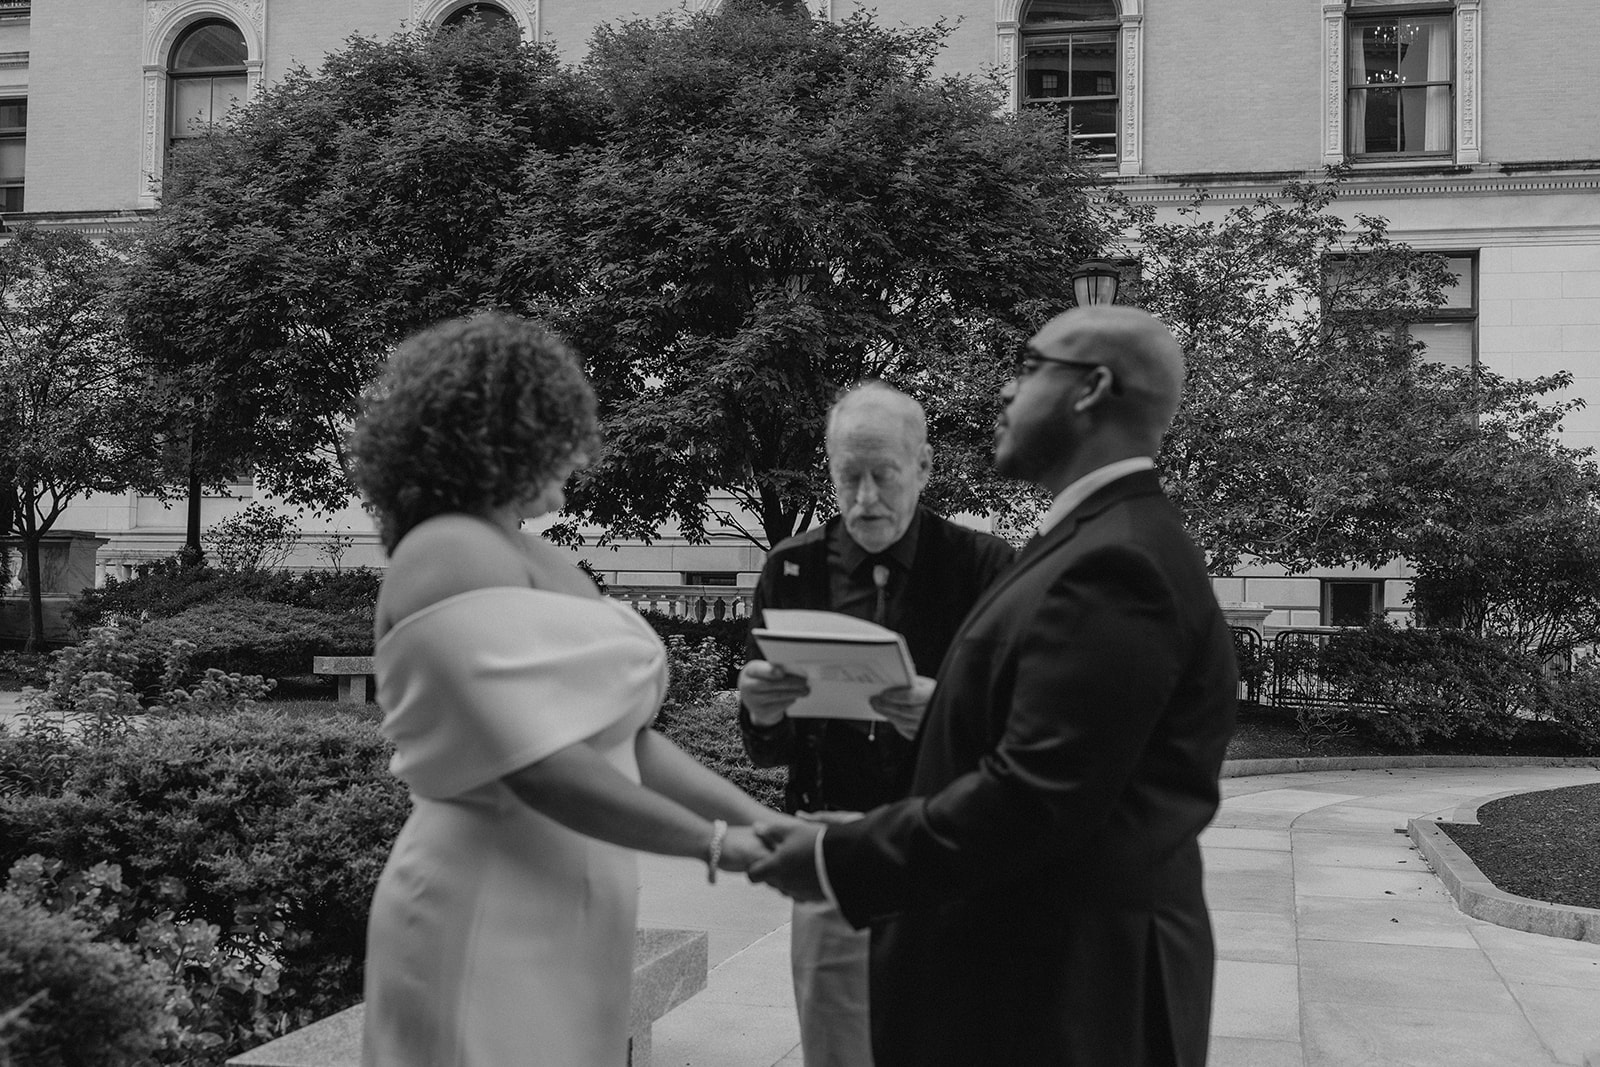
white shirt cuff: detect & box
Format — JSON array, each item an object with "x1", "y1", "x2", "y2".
[{"x1": 813, "y1": 825, "x2": 841, "y2": 911}]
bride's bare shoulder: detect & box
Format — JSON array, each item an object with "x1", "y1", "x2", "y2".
[{"x1": 378, "y1": 516, "x2": 526, "y2": 630}]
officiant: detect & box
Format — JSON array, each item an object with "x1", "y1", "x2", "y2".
[{"x1": 738, "y1": 381, "x2": 1013, "y2": 1067}]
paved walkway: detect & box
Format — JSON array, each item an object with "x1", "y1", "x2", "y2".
[{"x1": 638, "y1": 765, "x2": 1600, "y2": 1067}]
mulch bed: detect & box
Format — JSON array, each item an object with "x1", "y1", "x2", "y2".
[{"x1": 1440, "y1": 785, "x2": 1600, "y2": 912}]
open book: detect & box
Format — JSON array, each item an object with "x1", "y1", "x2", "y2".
[{"x1": 750, "y1": 609, "x2": 915, "y2": 722}]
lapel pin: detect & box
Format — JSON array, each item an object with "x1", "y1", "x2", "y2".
[{"x1": 783, "y1": 562, "x2": 800, "y2": 576}]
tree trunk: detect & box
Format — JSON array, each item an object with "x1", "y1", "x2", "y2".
[
  {"x1": 21, "y1": 509, "x2": 43, "y2": 655},
  {"x1": 183, "y1": 443, "x2": 204, "y2": 567}
]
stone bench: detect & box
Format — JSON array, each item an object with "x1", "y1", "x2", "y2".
[
  {"x1": 311, "y1": 656, "x2": 374, "y2": 703},
  {"x1": 227, "y1": 927, "x2": 708, "y2": 1067}
]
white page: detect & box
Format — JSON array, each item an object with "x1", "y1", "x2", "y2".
[{"x1": 751, "y1": 617, "x2": 914, "y2": 721}]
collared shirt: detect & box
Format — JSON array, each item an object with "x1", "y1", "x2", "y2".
[
  {"x1": 1034, "y1": 457, "x2": 1156, "y2": 537},
  {"x1": 813, "y1": 456, "x2": 1157, "y2": 906},
  {"x1": 828, "y1": 508, "x2": 921, "y2": 624}
]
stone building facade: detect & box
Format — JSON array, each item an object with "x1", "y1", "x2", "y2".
[{"x1": 6, "y1": 0, "x2": 1599, "y2": 630}]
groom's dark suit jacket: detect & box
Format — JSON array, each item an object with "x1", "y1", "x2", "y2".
[{"x1": 821, "y1": 470, "x2": 1237, "y2": 1067}]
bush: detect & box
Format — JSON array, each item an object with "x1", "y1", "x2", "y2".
[
  {"x1": 1312, "y1": 622, "x2": 1544, "y2": 748},
  {"x1": 128, "y1": 601, "x2": 372, "y2": 688},
  {"x1": 656, "y1": 693, "x2": 784, "y2": 810},
  {"x1": 0, "y1": 709, "x2": 408, "y2": 1063},
  {"x1": 0, "y1": 888, "x2": 170, "y2": 1067},
  {"x1": 638, "y1": 611, "x2": 749, "y2": 688},
  {"x1": 663, "y1": 635, "x2": 730, "y2": 709},
  {"x1": 202, "y1": 503, "x2": 300, "y2": 573},
  {"x1": 71, "y1": 562, "x2": 381, "y2": 632},
  {"x1": 1543, "y1": 656, "x2": 1600, "y2": 754}
]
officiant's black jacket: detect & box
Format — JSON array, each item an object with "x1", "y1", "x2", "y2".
[{"x1": 739, "y1": 508, "x2": 1013, "y2": 815}]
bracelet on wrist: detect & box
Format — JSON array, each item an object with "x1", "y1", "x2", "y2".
[{"x1": 705, "y1": 819, "x2": 728, "y2": 884}]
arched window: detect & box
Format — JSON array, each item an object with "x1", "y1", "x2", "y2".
[
  {"x1": 1020, "y1": 0, "x2": 1120, "y2": 163},
  {"x1": 441, "y1": 3, "x2": 513, "y2": 30},
  {"x1": 167, "y1": 19, "x2": 247, "y2": 146}
]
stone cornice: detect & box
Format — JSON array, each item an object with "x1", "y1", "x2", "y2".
[{"x1": 1112, "y1": 164, "x2": 1600, "y2": 206}]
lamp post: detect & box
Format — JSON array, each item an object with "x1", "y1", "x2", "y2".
[{"x1": 1071, "y1": 260, "x2": 1121, "y2": 307}]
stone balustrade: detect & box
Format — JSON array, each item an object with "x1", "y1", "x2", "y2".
[{"x1": 607, "y1": 584, "x2": 754, "y2": 622}]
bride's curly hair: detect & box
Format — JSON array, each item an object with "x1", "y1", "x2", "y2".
[{"x1": 350, "y1": 312, "x2": 598, "y2": 554}]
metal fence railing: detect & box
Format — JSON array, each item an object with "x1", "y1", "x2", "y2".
[
  {"x1": 1229, "y1": 625, "x2": 1263, "y2": 704},
  {"x1": 1267, "y1": 627, "x2": 1396, "y2": 713}
]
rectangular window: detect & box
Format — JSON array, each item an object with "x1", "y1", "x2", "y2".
[
  {"x1": 1323, "y1": 580, "x2": 1383, "y2": 627},
  {"x1": 1347, "y1": 9, "x2": 1453, "y2": 158},
  {"x1": 0, "y1": 98, "x2": 23, "y2": 213},
  {"x1": 1022, "y1": 30, "x2": 1118, "y2": 162},
  {"x1": 1324, "y1": 251, "x2": 1477, "y2": 369},
  {"x1": 684, "y1": 572, "x2": 738, "y2": 587}
]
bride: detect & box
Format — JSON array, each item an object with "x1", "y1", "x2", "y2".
[{"x1": 350, "y1": 312, "x2": 785, "y2": 1065}]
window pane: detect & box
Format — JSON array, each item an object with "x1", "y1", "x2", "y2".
[
  {"x1": 1354, "y1": 86, "x2": 1400, "y2": 153},
  {"x1": 1397, "y1": 16, "x2": 1450, "y2": 83},
  {"x1": 1353, "y1": 22, "x2": 1398, "y2": 88},
  {"x1": 173, "y1": 22, "x2": 247, "y2": 70},
  {"x1": 1440, "y1": 256, "x2": 1474, "y2": 310},
  {"x1": 214, "y1": 75, "x2": 247, "y2": 119},
  {"x1": 1070, "y1": 33, "x2": 1117, "y2": 95},
  {"x1": 1411, "y1": 322, "x2": 1473, "y2": 369},
  {"x1": 1025, "y1": 49, "x2": 1073, "y2": 99},
  {"x1": 1327, "y1": 581, "x2": 1380, "y2": 627},
  {"x1": 0, "y1": 101, "x2": 23, "y2": 130},
  {"x1": 1071, "y1": 99, "x2": 1117, "y2": 136},
  {"x1": 0, "y1": 139, "x2": 21, "y2": 182},
  {"x1": 1024, "y1": 0, "x2": 1117, "y2": 25},
  {"x1": 0, "y1": 186, "x2": 20, "y2": 213},
  {"x1": 171, "y1": 79, "x2": 212, "y2": 138},
  {"x1": 443, "y1": 3, "x2": 512, "y2": 28},
  {"x1": 1397, "y1": 86, "x2": 1450, "y2": 151}
]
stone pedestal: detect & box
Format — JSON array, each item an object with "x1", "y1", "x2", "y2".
[
  {"x1": 1219, "y1": 601, "x2": 1272, "y2": 635},
  {"x1": 0, "y1": 531, "x2": 108, "y2": 641},
  {"x1": 1, "y1": 530, "x2": 109, "y2": 595}
]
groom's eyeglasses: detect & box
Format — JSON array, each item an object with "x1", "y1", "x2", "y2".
[{"x1": 1011, "y1": 355, "x2": 1122, "y2": 395}]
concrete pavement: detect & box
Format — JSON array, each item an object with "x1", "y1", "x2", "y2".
[{"x1": 639, "y1": 765, "x2": 1600, "y2": 1067}]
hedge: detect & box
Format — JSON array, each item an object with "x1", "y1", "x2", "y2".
[
  {"x1": 125, "y1": 601, "x2": 373, "y2": 690},
  {"x1": 71, "y1": 563, "x2": 381, "y2": 630},
  {"x1": 0, "y1": 709, "x2": 408, "y2": 1063}
]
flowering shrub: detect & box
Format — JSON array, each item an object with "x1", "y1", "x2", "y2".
[
  {"x1": 201, "y1": 504, "x2": 300, "y2": 573},
  {"x1": 663, "y1": 634, "x2": 729, "y2": 709}
]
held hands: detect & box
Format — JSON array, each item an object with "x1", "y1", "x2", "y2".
[
  {"x1": 746, "y1": 819, "x2": 826, "y2": 902},
  {"x1": 738, "y1": 660, "x2": 810, "y2": 727},
  {"x1": 869, "y1": 675, "x2": 937, "y2": 740},
  {"x1": 716, "y1": 825, "x2": 775, "y2": 874}
]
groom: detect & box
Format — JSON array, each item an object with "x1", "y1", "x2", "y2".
[{"x1": 750, "y1": 306, "x2": 1238, "y2": 1067}]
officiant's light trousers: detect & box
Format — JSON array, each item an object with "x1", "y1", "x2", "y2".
[{"x1": 792, "y1": 899, "x2": 874, "y2": 1067}]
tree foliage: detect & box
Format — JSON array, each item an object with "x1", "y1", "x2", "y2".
[
  {"x1": 1126, "y1": 174, "x2": 1600, "y2": 654},
  {"x1": 512, "y1": 3, "x2": 1110, "y2": 547},
  {"x1": 0, "y1": 227, "x2": 163, "y2": 651},
  {"x1": 124, "y1": 5, "x2": 1109, "y2": 546},
  {"x1": 122, "y1": 20, "x2": 595, "y2": 512}
]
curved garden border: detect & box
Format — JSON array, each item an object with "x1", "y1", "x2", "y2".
[{"x1": 1220, "y1": 754, "x2": 1600, "y2": 946}]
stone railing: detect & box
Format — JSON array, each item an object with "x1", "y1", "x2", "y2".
[{"x1": 609, "y1": 584, "x2": 754, "y2": 623}]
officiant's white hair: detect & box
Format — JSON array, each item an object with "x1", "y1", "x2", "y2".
[{"x1": 825, "y1": 381, "x2": 927, "y2": 450}]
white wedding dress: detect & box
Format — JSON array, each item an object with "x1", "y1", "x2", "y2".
[{"x1": 362, "y1": 587, "x2": 666, "y2": 1067}]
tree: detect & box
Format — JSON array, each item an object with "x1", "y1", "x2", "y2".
[
  {"x1": 1404, "y1": 395, "x2": 1600, "y2": 659},
  {"x1": 1125, "y1": 173, "x2": 1600, "y2": 654},
  {"x1": 122, "y1": 20, "x2": 597, "y2": 514},
  {"x1": 0, "y1": 227, "x2": 165, "y2": 651},
  {"x1": 509, "y1": 3, "x2": 1113, "y2": 549}
]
